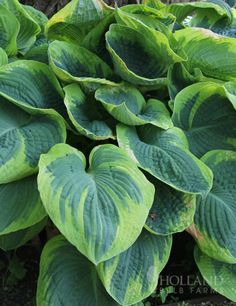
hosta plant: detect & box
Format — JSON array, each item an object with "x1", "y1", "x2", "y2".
[{"x1": 0, "y1": 0, "x2": 236, "y2": 304}]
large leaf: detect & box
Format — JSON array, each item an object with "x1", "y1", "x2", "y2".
[
  {"x1": 0, "y1": 218, "x2": 47, "y2": 251},
  {"x1": 172, "y1": 82, "x2": 236, "y2": 157},
  {"x1": 64, "y1": 83, "x2": 115, "y2": 140},
  {"x1": 95, "y1": 83, "x2": 173, "y2": 128},
  {"x1": 0, "y1": 98, "x2": 66, "y2": 183},
  {"x1": 0, "y1": 0, "x2": 40, "y2": 52},
  {"x1": 194, "y1": 246, "x2": 236, "y2": 302},
  {"x1": 174, "y1": 27, "x2": 236, "y2": 81},
  {"x1": 45, "y1": 0, "x2": 112, "y2": 42},
  {"x1": 116, "y1": 4, "x2": 176, "y2": 31},
  {"x1": 106, "y1": 23, "x2": 183, "y2": 86},
  {"x1": 37, "y1": 235, "x2": 119, "y2": 306},
  {"x1": 48, "y1": 40, "x2": 116, "y2": 90},
  {"x1": 189, "y1": 150, "x2": 236, "y2": 263},
  {"x1": 161, "y1": 0, "x2": 233, "y2": 27},
  {"x1": 145, "y1": 179, "x2": 196, "y2": 235},
  {"x1": 0, "y1": 4, "x2": 19, "y2": 55},
  {"x1": 117, "y1": 124, "x2": 213, "y2": 195},
  {"x1": 0, "y1": 60, "x2": 66, "y2": 116},
  {"x1": 0, "y1": 175, "x2": 46, "y2": 235},
  {"x1": 98, "y1": 230, "x2": 172, "y2": 305},
  {"x1": 38, "y1": 143, "x2": 154, "y2": 264}
]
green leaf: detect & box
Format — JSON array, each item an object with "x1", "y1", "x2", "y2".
[
  {"x1": 0, "y1": 48, "x2": 7, "y2": 67},
  {"x1": 117, "y1": 124, "x2": 213, "y2": 195},
  {"x1": 97, "y1": 230, "x2": 172, "y2": 305},
  {"x1": 0, "y1": 0, "x2": 40, "y2": 53},
  {"x1": 161, "y1": 0, "x2": 233, "y2": 27},
  {"x1": 45, "y1": 0, "x2": 113, "y2": 42},
  {"x1": 194, "y1": 246, "x2": 236, "y2": 302},
  {"x1": 117, "y1": 4, "x2": 176, "y2": 31},
  {"x1": 191, "y1": 150, "x2": 236, "y2": 263},
  {"x1": 48, "y1": 40, "x2": 116, "y2": 90},
  {"x1": 106, "y1": 23, "x2": 183, "y2": 86},
  {"x1": 172, "y1": 82, "x2": 236, "y2": 157},
  {"x1": 145, "y1": 179, "x2": 196, "y2": 235},
  {"x1": 95, "y1": 83, "x2": 173, "y2": 128},
  {"x1": 0, "y1": 60, "x2": 66, "y2": 117},
  {"x1": 0, "y1": 175, "x2": 46, "y2": 234},
  {"x1": 0, "y1": 4, "x2": 19, "y2": 55},
  {"x1": 174, "y1": 27, "x2": 236, "y2": 81},
  {"x1": 0, "y1": 98, "x2": 66, "y2": 183},
  {"x1": 0, "y1": 218, "x2": 47, "y2": 251},
  {"x1": 64, "y1": 83, "x2": 115, "y2": 140},
  {"x1": 38, "y1": 143, "x2": 154, "y2": 264},
  {"x1": 37, "y1": 235, "x2": 119, "y2": 306}
]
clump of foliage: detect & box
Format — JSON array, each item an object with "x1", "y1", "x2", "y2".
[{"x1": 0, "y1": 0, "x2": 236, "y2": 305}]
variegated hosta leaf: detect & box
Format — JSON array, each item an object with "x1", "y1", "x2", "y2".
[
  {"x1": 64, "y1": 83, "x2": 115, "y2": 140},
  {"x1": 0, "y1": 218, "x2": 47, "y2": 251},
  {"x1": 97, "y1": 230, "x2": 172, "y2": 305},
  {"x1": 37, "y1": 235, "x2": 119, "y2": 306},
  {"x1": 0, "y1": 60, "x2": 66, "y2": 116},
  {"x1": 174, "y1": 28, "x2": 236, "y2": 81},
  {"x1": 95, "y1": 84, "x2": 173, "y2": 128},
  {"x1": 0, "y1": 0, "x2": 40, "y2": 52},
  {"x1": 106, "y1": 23, "x2": 183, "y2": 86},
  {"x1": 0, "y1": 4, "x2": 19, "y2": 55},
  {"x1": 190, "y1": 150, "x2": 236, "y2": 263},
  {"x1": 38, "y1": 143, "x2": 154, "y2": 264},
  {"x1": 117, "y1": 4, "x2": 176, "y2": 31},
  {"x1": 194, "y1": 246, "x2": 236, "y2": 302},
  {"x1": 48, "y1": 40, "x2": 116, "y2": 90},
  {"x1": 161, "y1": 0, "x2": 233, "y2": 27},
  {"x1": 167, "y1": 63, "x2": 202, "y2": 100},
  {"x1": 172, "y1": 82, "x2": 236, "y2": 158},
  {"x1": 0, "y1": 175, "x2": 46, "y2": 235},
  {"x1": 0, "y1": 98, "x2": 66, "y2": 183},
  {"x1": 145, "y1": 179, "x2": 196, "y2": 235},
  {"x1": 0, "y1": 48, "x2": 7, "y2": 67},
  {"x1": 45, "y1": 0, "x2": 112, "y2": 43},
  {"x1": 117, "y1": 124, "x2": 213, "y2": 195}
]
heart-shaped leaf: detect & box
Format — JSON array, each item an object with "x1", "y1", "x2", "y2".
[
  {"x1": 117, "y1": 124, "x2": 213, "y2": 195},
  {"x1": 48, "y1": 40, "x2": 116, "y2": 90},
  {"x1": 38, "y1": 143, "x2": 154, "y2": 264},
  {"x1": 106, "y1": 23, "x2": 182, "y2": 86},
  {"x1": 95, "y1": 83, "x2": 173, "y2": 128},
  {"x1": 64, "y1": 83, "x2": 115, "y2": 140},
  {"x1": 98, "y1": 230, "x2": 172, "y2": 305}
]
